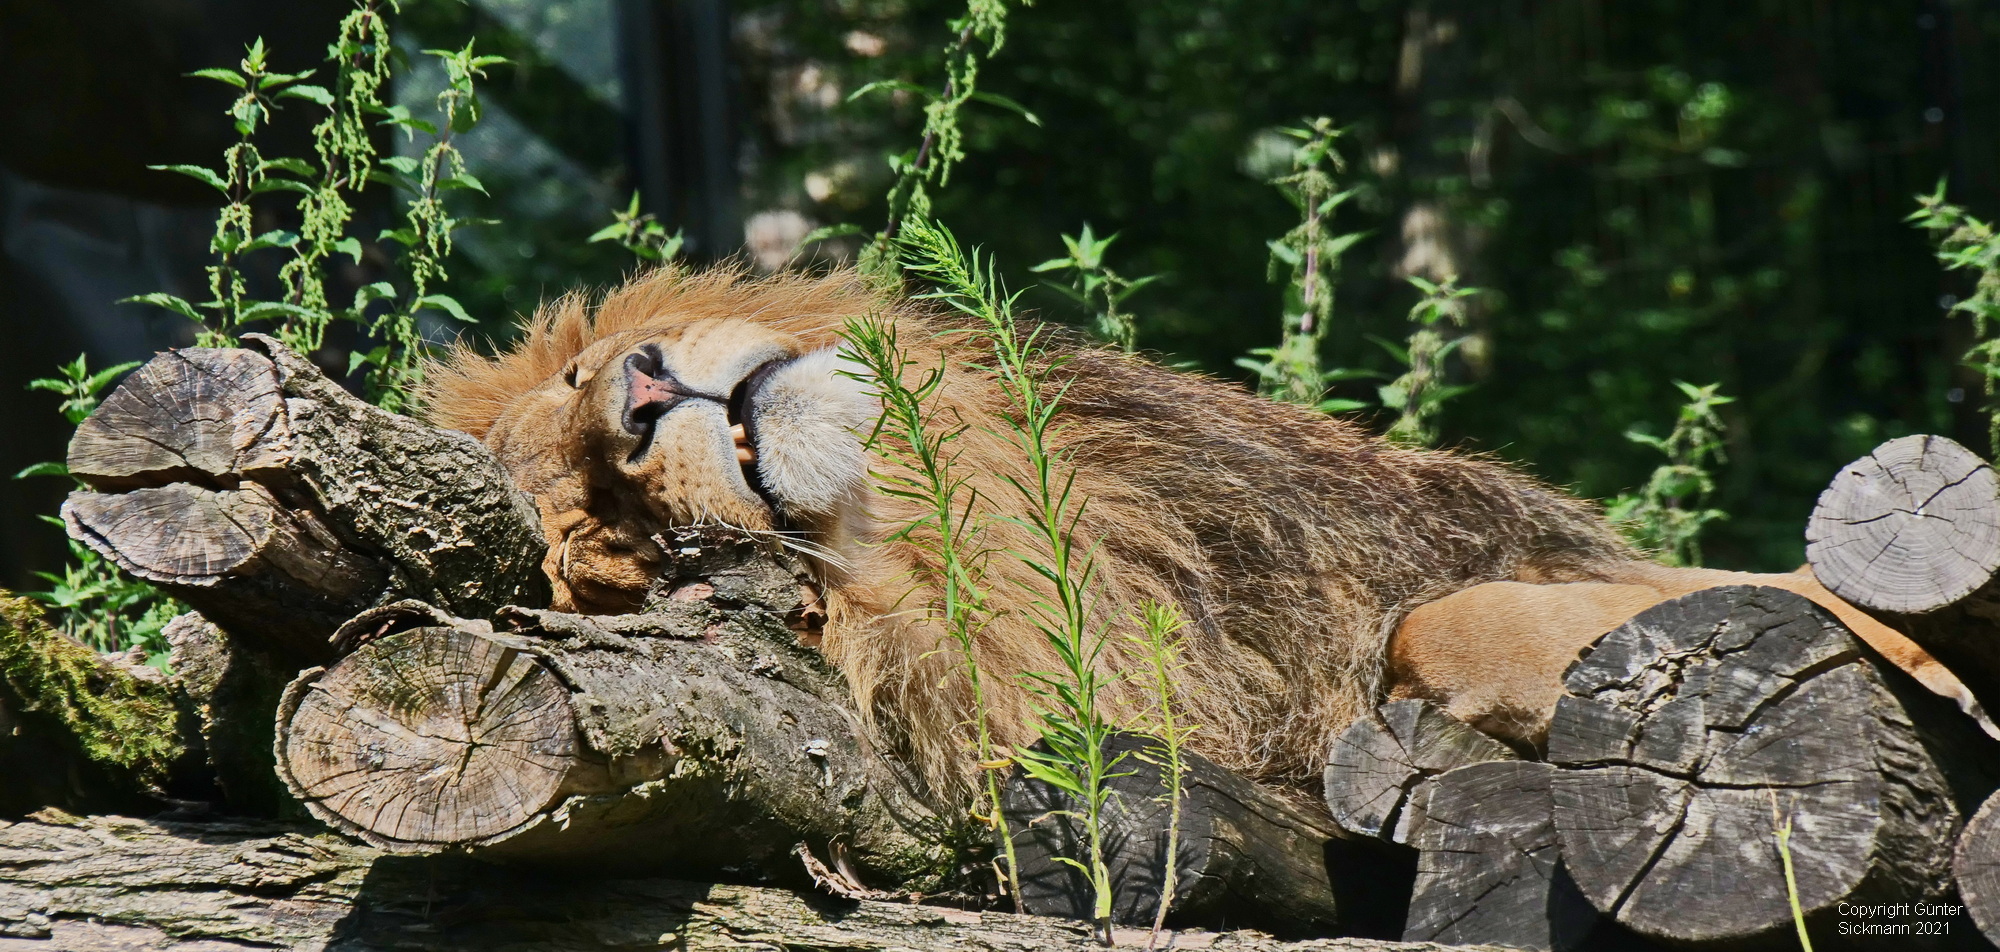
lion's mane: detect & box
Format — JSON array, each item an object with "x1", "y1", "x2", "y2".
[{"x1": 423, "y1": 266, "x2": 1631, "y2": 800}]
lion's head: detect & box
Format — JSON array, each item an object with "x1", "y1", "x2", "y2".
[{"x1": 425, "y1": 265, "x2": 1631, "y2": 801}]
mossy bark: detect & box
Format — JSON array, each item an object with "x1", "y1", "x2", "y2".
[{"x1": 0, "y1": 595, "x2": 186, "y2": 814}]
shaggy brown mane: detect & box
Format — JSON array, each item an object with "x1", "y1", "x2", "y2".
[{"x1": 422, "y1": 265, "x2": 1635, "y2": 802}]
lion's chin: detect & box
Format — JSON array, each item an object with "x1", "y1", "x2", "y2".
[{"x1": 741, "y1": 348, "x2": 874, "y2": 519}]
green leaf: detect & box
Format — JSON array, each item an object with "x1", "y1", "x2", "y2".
[
  {"x1": 239, "y1": 301, "x2": 319, "y2": 323},
  {"x1": 186, "y1": 68, "x2": 246, "y2": 88},
  {"x1": 380, "y1": 156, "x2": 421, "y2": 176},
  {"x1": 334, "y1": 237, "x2": 364, "y2": 264},
  {"x1": 799, "y1": 223, "x2": 867, "y2": 247},
  {"x1": 258, "y1": 68, "x2": 316, "y2": 89},
  {"x1": 1316, "y1": 398, "x2": 1371, "y2": 413},
  {"x1": 417, "y1": 294, "x2": 475, "y2": 324},
  {"x1": 149, "y1": 164, "x2": 228, "y2": 193},
  {"x1": 239, "y1": 229, "x2": 300, "y2": 253},
  {"x1": 440, "y1": 173, "x2": 487, "y2": 194},
  {"x1": 118, "y1": 292, "x2": 204, "y2": 322},
  {"x1": 587, "y1": 222, "x2": 628, "y2": 244},
  {"x1": 967, "y1": 90, "x2": 1042, "y2": 126},
  {"x1": 257, "y1": 157, "x2": 316, "y2": 178},
  {"x1": 251, "y1": 178, "x2": 316, "y2": 196},
  {"x1": 847, "y1": 79, "x2": 931, "y2": 103},
  {"x1": 14, "y1": 461, "x2": 69, "y2": 480}
]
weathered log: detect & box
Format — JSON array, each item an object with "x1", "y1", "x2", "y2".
[
  {"x1": 1000, "y1": 732, "x2": 1344, "y2": 937},
  {"x1": 1403, "y1": 760, "x2": 1613, "y2": 951},
  {"x1": 62, "y1": 337, "x2": 548, "y2": 663},
  {"x1": 1549, "y1": 584, "x2": 1999, "y2": 947},
  {"x1": 0, "y1": 595, "x2": 186, "y2": 816},
  {"x1": 1324, "y1": 697, "x2": 1518, "y2": 845},
  {"x1": 0, "y1": 810, "x2": 1512, "y2": 952},
  {"x1": 274, "y1": 538, "x2": 948, "y2": 889},
  {"x1": 1957, "y1": 788, "x2": 2000, "y2": 946},
  {"x1": 161, "y1": 611, "x2": 300, "y2": 815},
  {"x1": 1806, "y1": 434, "x2": 2000, "y2": 705}
]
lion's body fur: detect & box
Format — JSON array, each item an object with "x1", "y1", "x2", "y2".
[{"x1": 423, "y1": 266, "x2": 1638, "y2": 801}]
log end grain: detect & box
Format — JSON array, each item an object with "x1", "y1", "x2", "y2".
[
  {"x1": 1806, "y1": 434, "x2": 2000, "y2": 614},
  {"x1": 276, "y1": 626, "x2": 579, "y2": 850},
  {"x1": 1550, "y1": 584, "x2": 1964, "y2": 945}
]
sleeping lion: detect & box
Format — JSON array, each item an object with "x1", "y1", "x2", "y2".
[{"x1": 421, "y1": 265, "x2": 1979, "y2": 802}]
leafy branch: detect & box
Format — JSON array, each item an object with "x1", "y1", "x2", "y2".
[
  {"x1": 1605, "y1": 380, "x2": 1734, "y2": 567},
  {"x1": 1031, "y1": 224, "x2": 1161, "y2": 353}
]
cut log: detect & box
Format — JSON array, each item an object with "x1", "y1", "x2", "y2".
[
  {"x1": 1806, "y1": 434, "x2": 2000, "y2": 705},
  {"x1": 62, "y1": 338, "x2": 548, "y2": 663},
  {"x1": 1403, "y1": 760, "x2": 1608, "y2": 952},
  {"x1": 1549, "y1": 584, "x2": 1998, "y2": 947},
  {"x1": 1958, "y1": 789, "x2": 2000, "y2": 946},
  {"x1": 1324, "y1": 697, "x2": 1518, "y2": 844},
  {"x1": 274, "y1": 541, "x2": 947, "y2": 889},
  {"x1": 0, "y1": 595, "x2": 187, "y2": 815},
  {"x1": 0, "y1": 811, "x2": 1518, "y2": 952},
  {"x1": 1000, "y1": 732, "x2": 1343, "y2": 937},
  {"x1": 161, "y1": 611, "x2": 300, "y2": 815}
]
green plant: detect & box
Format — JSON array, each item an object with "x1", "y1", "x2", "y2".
[
  {"x1": 1126, "y1": 601, "x2": 1197, "y2": 950},
  {"x1": 1605, "y1": 380, "x2": 1734, "y2": 567},
  {"x1": 895, "y1": 217, "x2": 1126, "y2": 943},
  {"x1": 126, "y1": 9, "x2": 497, "y2": 410},
  {"x1": 29, "y1": 3, "x2": 499, "y2": 657},
  {"x1": 1237, "y1": 118, "x2": 1370, "y2": 409},
  {"x1": 1771, "y1": 793, "x2": 1815, "y2": 952},
  {"x1": 14, "y1": 357, "x2": 182, "y2": 661},
  {"x1": 589, "y1": 191, "x2": 686, "y2": 262},
  {"x1": 839, "y1": 309, "x2": 1023, "y2": 906},
  {"x1": 1911, "y1": 181, "x2": 2000, "y2": 455},
  {"x1": 798, "y1": 0, "x2": 1035, "y2": 276},
  {"x1": 1380, "y1": 275, "x2": 1481, "y2": 447},
  {"x1": 1030, "y1": 224, "x2": 1161, "y2": 352}
]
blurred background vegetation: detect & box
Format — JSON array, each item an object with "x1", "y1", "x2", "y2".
[{"x1": 3, "y1": 0, "x2": 1997, "y2": 586}]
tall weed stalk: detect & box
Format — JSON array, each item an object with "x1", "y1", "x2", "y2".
[
  {"x1": 1031, "y1": 224, "x2": 1160, "y2": 353},
  {"x1": 1238, "y1": 118, "x2": 1369, "y2": 409},
  {"x1": 839, "y1": 311, "x2": 1023, "y2": 906},
  {"x1": 895, "y1": 217, "x2": 1126, "y2": 943},
  {"x1": 1127, "y1": 601, "x2": 1196, "y2": 949}
]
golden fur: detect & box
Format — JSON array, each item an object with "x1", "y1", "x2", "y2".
[{"x1": 423, "y1": 264, "x2": 1987, "y2": 804}]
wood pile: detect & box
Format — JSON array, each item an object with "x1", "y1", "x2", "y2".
[{"x1": 16, "y1": 342, "x2": 2000, "y2": 949}]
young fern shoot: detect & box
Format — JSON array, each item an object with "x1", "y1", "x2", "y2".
[
  {"x1": 895, "y1": 217, "x2": 1126, "y2": 944},
  {"x1": 1605, "y1": 381, "x2": 1734, "y2": 567},
  {"x1": 838, "y1": 312, "x2": 1024, "y2": 906},
  {"x1": 1127, "y1": 601, "x2": 1197, "y2": 950}
]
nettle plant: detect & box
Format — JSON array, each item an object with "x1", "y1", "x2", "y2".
[
  {"x1": 20, "y1": 0, "x2": 501, "y2": 654},
  {"x1": 1911, "y1": 180, "x2": 2000, "y2": 455}
]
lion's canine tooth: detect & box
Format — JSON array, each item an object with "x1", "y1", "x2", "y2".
[
  {"x1": 730, "y1": 423, "x2": 747, "y2": 441},
  {"x1": 736, "y1": 446, "x2": 756, "y2": 463}
]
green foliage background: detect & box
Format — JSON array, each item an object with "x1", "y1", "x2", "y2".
[
  {"x1": 8, "y1": 0, "x2": 1998, "y2": 579},
  {"x1": 729, "y1": 0, "x2": 1990, "y2": 570}
]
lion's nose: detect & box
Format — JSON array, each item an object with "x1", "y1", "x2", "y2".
[{"x1": 623, "y1": 344, "x2": 722, "y2": 437}]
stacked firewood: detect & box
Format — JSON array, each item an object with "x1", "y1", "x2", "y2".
[
  {"x1": 20, "y1": 340, "x2": 2000, "y2": 949},
  {"x1": 1324, "y1": 433, "x2": 2000, "y2": 950}
]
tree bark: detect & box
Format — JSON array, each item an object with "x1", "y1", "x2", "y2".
[
  {"x1": 1548, "y1": 584, "x2": 1998, "y2": 947},
  {"x1": 0, "y1": 810, "x2": 1513, "y2": 952},
  {"x1": 62, "y1": 337, "x2": 548, "y2": 664},
  {"x1": 161, "y1": 611, "x2": 300, "y2": 816},
  {"x1": 1000, "y1": 732, "x2": 1344, "y2": 938},
  {"x1": 1806, "y1": 434, "x2": 2000, "y2": 710},
  {"x1": 1323, "y1": 697, "x2": 1518, "y2": 845},
  {"x1": 273, "y1": 542, "x2": 948, "y2": 890}
]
